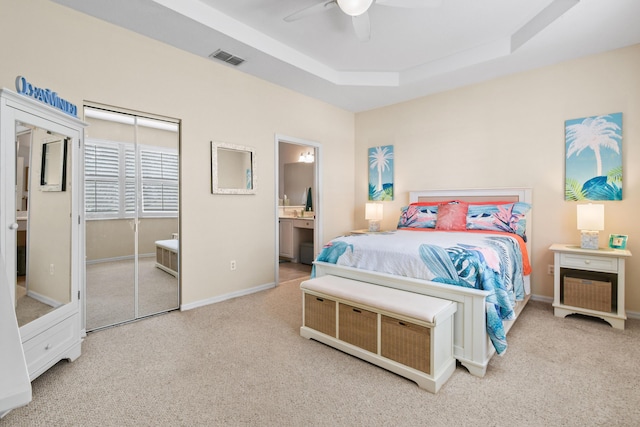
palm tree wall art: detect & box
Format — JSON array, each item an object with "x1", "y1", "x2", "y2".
[
  {"x1": 565, "y1": 113, "x2": 622, "y2": 201},
  {"x1": 368, "y1": 145, "x2": 394, "y2": 201}
]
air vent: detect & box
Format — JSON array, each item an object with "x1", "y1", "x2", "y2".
[{"x1": 209, "y1": 49, "x2": 245, "y2": 66}]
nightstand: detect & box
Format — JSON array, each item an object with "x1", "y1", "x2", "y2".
[
  {"x1": 549, "y1": 243, "x2": 631, "y2": 329},
  {"x1": 349, "y1": 229, "x2": 393, "y2": 235}
]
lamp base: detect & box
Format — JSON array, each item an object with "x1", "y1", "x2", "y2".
[
  {"x1": 580, "y1": 230, "x2": 599, "y2": 250},
  {"x1": 368, "y1": 220, "x2": 380, "y2": 232}
]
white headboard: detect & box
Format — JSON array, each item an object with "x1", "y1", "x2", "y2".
[{"x1": 409, "y1": 188, "x2": 531, "y2": 205}]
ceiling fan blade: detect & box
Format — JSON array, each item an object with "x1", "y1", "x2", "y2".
[
  {"x1": 352, "y1": 12, "x2": 371, "y2": 42},
  {"x1": 376, "y1": 0, "x2": 443, "y2": 8},
  {"x1": 284, "y1": 1, "x2": 337, "y2": 22}
]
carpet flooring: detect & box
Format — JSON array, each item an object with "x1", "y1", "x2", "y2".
[{"x1": 3, "y1": 276, "x2": 639, "y2": 426}]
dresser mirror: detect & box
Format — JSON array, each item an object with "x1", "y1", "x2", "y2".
[
  {"x1": 211, "y1": 141, "x2": 257, "y2": 195},
  {"x1": 15, "y1": 121, "x2": 72, "y2": 327}
]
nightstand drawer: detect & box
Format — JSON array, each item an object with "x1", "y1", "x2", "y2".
[
  {"x1": 559, "y1": 253, "x2": 618, "y2": 273},
  {"x1": 294, "y1": 219, "x2": 314, "y2": 229}
]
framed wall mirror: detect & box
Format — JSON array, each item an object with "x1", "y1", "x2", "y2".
[
  {"x1": 211, "y1": 141, "x2": 257, "y2": 195},
  {"x1": 40, "y1": 138, "x2": 67, "y2": 191}
]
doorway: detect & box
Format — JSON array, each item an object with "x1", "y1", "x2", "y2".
[
  {"x1": 276, "y1": 135, "x2": 320, "y2": 284},
  {"x1": 84, "y1": 106, "x2": 180, "y2": 331}
]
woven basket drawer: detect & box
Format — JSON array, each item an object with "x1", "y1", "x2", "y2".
[
  {"x1": 338, "y1": 303, "x2": 377, "y2": 353},
  {"x1": 381, "y1": 315, "x2": 431, "y2": 374},
  {"x1": 564, "y1": 276, "x2": 612, "y2": 312},
  {"x1": 170, "y1": 250, "x2": 178, "y2": 270},
  {"x1": 304, "y1": 293, "x2": 336, "y2": 337}
]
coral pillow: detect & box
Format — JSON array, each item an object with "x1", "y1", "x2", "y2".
[{"x1": 435, "y1": 201, "x2": 469, "y2": 231}]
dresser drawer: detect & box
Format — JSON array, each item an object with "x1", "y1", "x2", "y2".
[
  {"x1": 559, "y1": 253, "x2": 618, "y2": 273},
  {"x1": 294, "y1": 219, "x2": 314, "y2": 229},
  {"x1": 23, "y1": 315, "x2": 77, "y2": 376}
]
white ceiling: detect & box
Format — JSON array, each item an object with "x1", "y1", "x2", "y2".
[{"x1": 51, "y1": 0, "x2": 640, "y2": 112}]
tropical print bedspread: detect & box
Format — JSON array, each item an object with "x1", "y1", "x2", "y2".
[{"x1": 314, "y1": 230, "x2": 529, "y2": 355}]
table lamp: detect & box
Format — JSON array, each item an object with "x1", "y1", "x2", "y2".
[
  {"x1": 577, "y1": 203, "x2": 604, "y2": 249},
  {"x1": 365, "y1": 202, "x2": 383, "y2": 232}
]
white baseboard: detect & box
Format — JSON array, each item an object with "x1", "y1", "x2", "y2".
[
  {"x1": 530, "y1": 294, "x2": 552, "y2": 304},
  {"x1": 180, "y1": 282, "x2": 276, "y2": 311},
  {"x1": 86, "y1": 253, "x2": 154, "y2": 265},
  {"x1": 26, "y1": 290, "x2": 62, "y2": 309}
]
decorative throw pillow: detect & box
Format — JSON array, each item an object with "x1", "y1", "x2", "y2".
[
  {"x1": 435, "y1": 201, "x2": 469, "y2": 231},
  {"x1": 397, "y1": 205, "x2": 438, "y2": 229},
  {"x1": 466, "y1": 202, "x2": 531, "y2": 240}
]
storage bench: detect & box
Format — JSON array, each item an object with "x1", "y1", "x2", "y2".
[
  {"x1": 155, "y1": 239, "x2": 178, "y2": 277},
  {"x1": 300, "y1": 274, "x2": 457, "y2": 393}
]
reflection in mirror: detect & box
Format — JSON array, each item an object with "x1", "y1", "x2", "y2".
[
  {"x1": 15, "y1": 121, "x2": 72, "y2": 327},
  {"x1": 283, "y1": 162, "x2": 314, "y2": 207},
  {"x1": 211, "y1": 141, "x2": 257, "y2": 194},
  {"x1": 40, "y1": 138, "x2": 67, "y2": 191},
  {"x1": 83, "y1": 106, "x2": 180, "y2": 331}
]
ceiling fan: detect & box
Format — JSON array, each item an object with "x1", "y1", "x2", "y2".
[{"x1": 284, "y1": 0, "x2": 443, "y2": 42}]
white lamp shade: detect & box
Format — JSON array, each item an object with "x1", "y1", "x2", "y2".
[
  {"x1": 577, "y1": 204, "x2": 604, "y2": 231},
  {"x1": 365, "y1": 203, "x2": 383, "y2": 221},
  {"x1": 337, "y1": 0, "x2": 374, "y2": 16}
]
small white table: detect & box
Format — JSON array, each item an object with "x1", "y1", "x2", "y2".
[
  {"x1": 549, "y1": 243, "x2": 631, "y2": 329},
  {"x1": 349, "y1": 229, "x2": 393, "y2": 235}
]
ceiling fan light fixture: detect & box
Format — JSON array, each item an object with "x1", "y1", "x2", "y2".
[{"x1": 337, "y1": 0, "x2": 374, "y2": 16}]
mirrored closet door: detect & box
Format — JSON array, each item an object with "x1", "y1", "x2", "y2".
[{"x1": 84, "y1": 107, "x2": 180, "y2": 331}]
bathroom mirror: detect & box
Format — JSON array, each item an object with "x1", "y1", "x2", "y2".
[
  {"x1": 211, "y1": 141, "x2": 257, "y2": 195},
  {"x1": 40, "y1": 138, "x2": 67, "y2": 191}
]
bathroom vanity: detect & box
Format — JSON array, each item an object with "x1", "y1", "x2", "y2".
[{"x1": 279, "y1": 207, "x2": 314, "y2": 263}]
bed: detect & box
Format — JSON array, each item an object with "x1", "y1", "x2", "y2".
[
  {"x1": 312, "y1": 188, "x2": 532, "y2": 377},
  {"x1": 155, "y1": 239, "x2": 179, "y2": 277}
]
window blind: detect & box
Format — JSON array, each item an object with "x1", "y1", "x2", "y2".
[{"x1": 85, "y1": 141, "x2": 178, "y2": 218}]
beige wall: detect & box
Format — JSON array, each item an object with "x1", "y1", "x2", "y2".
[
  {"x1": 355, "y1": 44, "x2": 640, "y2": 312},
  {"x1": 5, "y1": 0, "x2": 637, "y2": 313},
  {"x1": 1, "y1": 0, "x2": 354, "y2": 306}
]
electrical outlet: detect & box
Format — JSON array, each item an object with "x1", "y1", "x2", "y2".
[
  {"x1": 230, "y1": 260, "x2": 237, "y2": 271},
  {"x1": 548, "y1": 264, "x2": 554, "y2": 275}
]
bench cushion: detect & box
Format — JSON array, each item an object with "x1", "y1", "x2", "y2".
[
  {"x1": 155, "y1": 239, "x2": 178, "y2": 252},
  {"x1": 301, "y1": 275, "x2": 454, "y2": 324}
]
